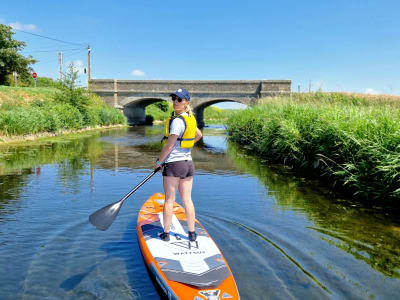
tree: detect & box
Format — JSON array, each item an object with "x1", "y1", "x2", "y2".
[
  {"x1": 155, "y1": 101, "x2": 170, "y2": 112},
  {"x1": 0, "y1": 24, "x2": 36, "y2": 85},
  {"x1": 55, "y1": 63, "x2": 90, "y2": 121}
]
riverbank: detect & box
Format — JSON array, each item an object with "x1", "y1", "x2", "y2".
[
  {"x1": 0, "y1": 85, "x2": 127, "y2": 140},
  {"x1": 0, "y1": 124, "x2": 127, "y2": 144},
  {"x1": 226, "y1": 92, "x2": 400, "y2": 204}
]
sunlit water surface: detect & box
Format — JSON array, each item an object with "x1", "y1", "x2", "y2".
[{"x1": 0, "y1": 125, "x2": 400, "y2": 299}]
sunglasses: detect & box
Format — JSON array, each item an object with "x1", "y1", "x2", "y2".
[{"x1": 171, "y1": 95, "x2": 183, "y2": 103}]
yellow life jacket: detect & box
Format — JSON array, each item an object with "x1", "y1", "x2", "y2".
[{"x1": 162, "y1": 112, "x2": 197, "y2": 148}]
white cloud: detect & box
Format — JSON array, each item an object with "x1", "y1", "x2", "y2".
[
  {"x1": 62, "y1": 60, "x2": 88, "y2": 86},
  {"x1": 365, "y1": 88, "x2": 382, "y2": 95},
  {"x1": 66, "y1": 60, "x2": 86, "y2": 75},
  {"x1": 131, "y1": 69, "x2": 145, "y2": 76},
  {"x1": 9, "y1": 21, "x2": 37, "y2": 32}
]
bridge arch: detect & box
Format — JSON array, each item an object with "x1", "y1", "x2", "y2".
[
  {"x1": 122, "y1": 97, "x2": 169, "y2": 125},
  {"x1": 193, "y1": 98, "x2": 248, "y2": 127}
]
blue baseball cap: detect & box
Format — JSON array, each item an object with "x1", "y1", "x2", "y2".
[{"x1": 170, "y1": 88, "x2": 190, "y2": 101}]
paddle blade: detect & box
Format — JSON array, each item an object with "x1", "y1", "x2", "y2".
[{"x1": 89, "y1": 200, "x2": 124, "y2": 231}]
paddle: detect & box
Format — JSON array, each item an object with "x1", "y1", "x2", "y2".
[{"x1": 89, "y1": 167, "x2": 161, "y2": 231}]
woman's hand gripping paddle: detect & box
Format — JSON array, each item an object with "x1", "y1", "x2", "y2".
[{"x1": 89, "y1": 167, "x2": 161, "y2": 231}]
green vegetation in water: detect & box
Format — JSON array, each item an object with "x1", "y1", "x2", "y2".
[
  {"x1": 0, "y1": 64, "x2": 127, "y2": 138},
  {"x1": 226, "y1": 92, "x2": 400, "y2": 203}
]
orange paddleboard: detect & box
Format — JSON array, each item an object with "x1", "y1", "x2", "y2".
[{"x1": 137, "y1": 193, "x2": 240, "y2": 300}]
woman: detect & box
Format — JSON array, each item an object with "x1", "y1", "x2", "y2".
[{"x1": 154, "y1": 88, "x2": 203, "y2": 242}]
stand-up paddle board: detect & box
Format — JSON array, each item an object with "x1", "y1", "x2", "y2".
[{"x1": 137, "y1": 193, "x2": 240, "y2": 300}]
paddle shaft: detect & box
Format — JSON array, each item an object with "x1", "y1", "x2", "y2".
[
  {"x1": 89, "y1": 166, "x2": 161, "y2": 231},
  {"x1": 120, "y1": 167, "x2": 161, "y2": 204}
]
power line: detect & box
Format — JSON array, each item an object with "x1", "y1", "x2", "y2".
[
  {"x1": 33, "y1": 49, "x2": 86, "y2": 66},
  {"x1": 64, "y1": 51, "x2": 87, "y2": 60},
  {"x1": 14, "y1": 29, "x2": 87, "y2": 47},
  {"x1": 21, "y1": 47, "x2": 86, "y2": 53},
  {"x1": 32, "y1": 57, "x2": 58, "y2": 66}
]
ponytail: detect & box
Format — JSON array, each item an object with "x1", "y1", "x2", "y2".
[{"x1": 184, "y1": 102, "x2": 193, "y2": 116}]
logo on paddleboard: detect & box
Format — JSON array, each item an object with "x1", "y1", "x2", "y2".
[
  {"x1": 171, "y1": 240, "x2": 199, "y2": 250},
  {"x1": 198, "y1": 289, "x2": 220, "y2": 300},
  {"x1": 222, "y1": 292, "x2": 233, "y2": 298}
]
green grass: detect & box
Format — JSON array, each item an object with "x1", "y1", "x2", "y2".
[
  {"x1": 203, "y1": 106, "x2": 241, "y2": 124},
  {"x1": 0, "y1": 85, "x2": 127, "y2": 137},
  {"x1": 226, "y1": 92, "x2": 400, "y2": 203},
  {"x1": 0, "y1": 85, "x2": 59, "y2": 107}
]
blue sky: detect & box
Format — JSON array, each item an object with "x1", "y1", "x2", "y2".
[{"x1": 2, "y1": 1, "x2": 400, "y2": 103}]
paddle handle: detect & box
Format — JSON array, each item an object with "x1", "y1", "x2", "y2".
[{"x1": 121, "y1": 167, "x2": 161, "y2": 203}]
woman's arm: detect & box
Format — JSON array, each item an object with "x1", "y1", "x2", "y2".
[
  {"x1": 154, "y1": 134, "x2": 179, "y2": 169},
  {"x1": 160, "y1": 134, "x2": 179, "y2": 162},
  {"x1": 194, "y1": 127, "x2": 203, "y2": 143}
]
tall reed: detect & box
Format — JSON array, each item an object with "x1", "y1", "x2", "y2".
[{"x1": 227, "y1": 93, "x2": 400, "y2": 202}]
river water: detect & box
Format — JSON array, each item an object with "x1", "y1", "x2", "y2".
[{"x1": 0, "y1": 125, "x2": 399, "y2": 299}]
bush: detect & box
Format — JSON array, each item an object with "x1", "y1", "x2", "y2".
[
  {"x1": 36, "y1": 77, "x2": 62, "y2": 88},
  {"x1": 154, "y1": 101, "x2": 169, "y2": 112},
  {"x1": 52, "y1": 103, "x2": 84, "y2": 129},
  {"x1": 54, "y1": 63, "x2": 90, "y2": 124},
  {"x1": 145, "y1": 102, "x2": 172, "y2": 123}
]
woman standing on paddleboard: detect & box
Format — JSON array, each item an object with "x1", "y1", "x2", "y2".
[{"x1": 154, "y1": 88, "x2": 203, "y2": 242}]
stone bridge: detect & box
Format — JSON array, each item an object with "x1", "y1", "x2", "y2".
[{"x1": 88, "y1": 79, "x2": 291, "y2": 127}]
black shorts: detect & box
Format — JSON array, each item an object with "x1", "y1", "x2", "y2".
[{"x1": 162, "y1": 160, "x2": 195, "y2": 179}]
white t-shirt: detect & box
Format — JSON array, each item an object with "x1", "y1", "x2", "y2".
[{"x1": 165, "y1": 113, "x2": 193, "y2": 163}]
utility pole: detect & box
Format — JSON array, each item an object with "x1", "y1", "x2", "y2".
[
  {"x1": 87, "y1": 45, "x2": 91, "y2": 81},
  {"x1": 308, "y1": 79, "x2": 312, "y2": 93},
  {"x1": 58, "y1": 52, "x2": 63, "y2": 79},
  {"x1": 12, "y1": 71, "x2": 18, "y2": 87}
]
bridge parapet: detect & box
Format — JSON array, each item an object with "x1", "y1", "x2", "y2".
[{"x1": 89, "y1": 79, "x2": 291, "y2": 126}]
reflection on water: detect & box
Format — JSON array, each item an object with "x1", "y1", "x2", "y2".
[
  {"x1": 0, "y1": 125, "x2": 399, "y2": 299},
  {"x1": 227, "y1": 142, "x2": 400, "y2": 279}
]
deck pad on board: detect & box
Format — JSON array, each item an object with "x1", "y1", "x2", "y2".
[{"x1": 142, "y1": 213, "x2": 230, "y2": 287}]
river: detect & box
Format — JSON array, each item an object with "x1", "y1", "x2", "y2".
[{"x1": 0, "y1": 125, "x2": 399, "y2": 299}]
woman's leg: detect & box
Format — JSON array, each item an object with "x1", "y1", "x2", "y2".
[
  {"x1": 178, "y1": 176, "x2": 195, "y2": 232},
  {"x1": 162, "y1": 175, "x2": 180, "y2": 233}
]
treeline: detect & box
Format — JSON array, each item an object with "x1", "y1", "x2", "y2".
[{"x1": 226, "y1": 93, "x2": 400, "y2": 203}]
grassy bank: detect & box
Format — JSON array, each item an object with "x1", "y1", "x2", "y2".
[
  {"x1": 203, "y1": 106, "x2": 240, "y2": 124},
  {"x1": 226, "y1": 93, "x2": 400, "y2": 203},
  {"x1": 0, "y1": 85, "x2": 127, "y2": 139}
]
